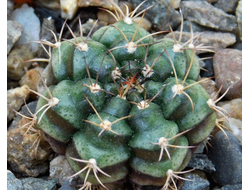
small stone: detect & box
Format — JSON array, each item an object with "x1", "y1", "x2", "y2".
[
  {"x1": 236, "y1": 0, "x2": 242, "y2": 40},
  {"x1": 37, "y1": 17, "x2": 57, "y2": 60},
  {"x1": 187, "y1": 154, "x2": 216, "y2": 173},
  {"x1": 199, "y1": 53, "x2": 215, "y2": 78},
  {"x1": 97, "y1": 10, "x2": 117, "y2": 24},
  {"x1": 180, "y1": 171, "x2": 210, "y2": 190},
  {"x1": 214, "y1": 0, "x2": 239, "y2": 14},
  {"x1": 200, "y1": 78, "x2": 219, "y2": 100},
  {"x1": 213, "y1": 184, "x2": 242, "y2": 190},
  {"x1": 133, "y1": 17, "x2": 152, "y2": 31},
  {"x1": 7, "y1": 170, "x2": 23, "y2": 190},
  {"x1": 7, "y1": 85, "x2": 30, "y2": 123},
  {"x1": 213, "y1": 49, "x2": 242, "y2": 99},
  {"x1": 36, "y1": 0, "x2": 60, "y2": 12},
  {"x1": 177, "y1": 20, "x2": 209, "y2": 33},
  {"x1": 208, "y1": 131, "x2": 242, "y2": 186},
  {"x1": 60, "y1": 0, "x2": 78, "y2": 20},
  {"x1": 165, "y1": 31, "x2": 236, "y2": 54},
  {"x1": 49, "y1": 155, "x2": 77, "y2": 185},
  {"x1": 20, "y1": 177, "x2": 57, "y2": 190},
  {"x1": 217, "y1": 98, "x2": 242, "y2": 120},
  {"x1": 7, "y1": 20, "x2": 24, "y2": 54},
  {"x1": 128, "y1": 0, "x2": 181, "y2": 31},
  {"x1": 181, "y1": 1, "x2": 238, "y2": 32},
  {"x1": 7, "y1": 44, "x2": 34, "y2": 80},
  {"x1": 223, "y1": 118, "x2": 242, "y2": 143},
  {"x1": 78, "y1": 0, "x2": 118, "y2": 10},
  {"x1": 7, "y1": 127, "x2": 52, "y2": 177},
  {"x1": 7, "y1": 0, "x2": 14, "y2": 20},
  {"x1": 58, "y1": 179, "x2": 78, "y2": 190},
  {"x1": 97, "y1": 1, "x2": 133, "y2": 25},
  {"x1": 80, "y1": 19, "x2": 107, "y2": 36},
  {"x1": 8, "y1": 100, "x2": 38, "y2": 131},
  {"x1": 19, "y1": 67, "x2": 44, "y2": 97},
  {"x1": 170, "y1": 0, "x2": 181, "y2": 9},
  {"x1": 11, "y1": 4, "x2": 41, "y2": 53}
]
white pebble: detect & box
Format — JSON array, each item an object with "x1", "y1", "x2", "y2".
[{"x1": 11, "y1": 4, "x2": 40, "y2": 53}]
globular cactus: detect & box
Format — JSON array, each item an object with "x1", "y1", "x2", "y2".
[{"x1": 29, "y1": 1, "x2": 220, "y2": 189}]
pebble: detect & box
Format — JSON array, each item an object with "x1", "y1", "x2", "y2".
[
  {"x1": 7, "y1": 0, "x2": 14, "y2": 20},
  {"x1": 170, "y1": 0, "x2": 181, "y2": 9},
  {"x1": 213, "y1": 49, "x2": 242, "y2": 99},
  {"x1": 208, "y1": 131, "x2": 242, "y2": 186},
  {"x1": 217, "y1": 98, "x2": 242, "y2": 120},
  {"x1": 223, "y1": 117, "x2": 242, "y2": 143},
  {"x1": 37, "y1": 17, "x2": 57, "y2": 60},
  {"x1": 97, "y1": 1, "x2": 133, "y2": 25},
  {"x1": 165, "y1": 31, "x2": 236, "y2": 54},
  {"x1": 35, "y1": 0, "x2": 61, "y2": 13},
  {"x1": 200, "y1": 77, "x2": 219, "y2": 100},
  {"x1": 7, "y1": 170, "x2": 58, "y2": 190},
  {"x1": 132, "y1": 17, "x2": 152, "y2": 31},
  {"x1": 20, "y1": 177, "x2": 57, "y2": 190},
  {"x1": 58, "y1": 179, "x2": 78, "y2": 190},
  {"x1": 7, "y1": 20, "x2": 23, "y2": 54},
  {"x1": 187, "y1": 154, "x2": 216, "y2": 173},
  {"x1": 7, "y1": 85, "x2": 30, "y2": 123},
  {"x1": 19, "y1": 67, "x2": 45, "y2": 98},
  {"x1": 180, "y1": 171, "x2": 210, "y2": 190},
  {"x1": 7, "y1": 44, "x2": 34, "y2": 80},
  {"x1": 181, "y1": 1, "x2": 238, "y2": 32},
  {"x1": 213, "y1": 183, "x2": 242, "y2": 190},
  {"x1": 199, "y1": 54, "x2": 215, "y2": 78},
  {"x1": 7, "y1": 170, "x2": 23, "y2": 190},
  {"x1": 214, "y1": 0, "x2": 240, "y2": 14},
  {"x1": 49, "y1": 155, "x2": 77, "y2": 185},
  {"x1": 7, "y1": 126, "x2": 52, "y2": 177},
  {"x1": 7, "y1": 101, "x2": 52, "y2": 177},
  {"x1": 177, "y1": 20, "x2": 210, "y2": 33},
  {"x1": 60, "y1": 0, "x2": 78, "y2": 20},
  {"x1": 236, "y1": 0, "x2": 242, "y2": 40},
  {"x1": 8, "y1": 100, "x2": 38, "y2": 131},
  {"x1": 128, "y1": 0, "x2": 181, "y2": 31},
  {"x1": 78, "y1": 0, "x2": 118, "y2": 10},
  {"x1": 11, "y1": 4, "x2": 41, "y2": 53}
]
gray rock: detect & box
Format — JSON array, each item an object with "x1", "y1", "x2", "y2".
[
  {"x1": 37, "y1": 17, "x2": 57, "y2": 60},
  {"x1": 20, "y1": 177, "x2": 57, "y2": 190},
  {"x1": 214, "y1": 0, "x2": 239, "y2": 14},
  {"x1": 236, "y1": 0, "x2": 242, "y2": 40},
  {"x1": 208, "y1": 131, "x2": 242, "y2": 186},
  {"x1": 182, "y1": 0, "x2": 218, "y2": 2},
  {"x1": 180, "y1": 172, "x2": 210, "y2": 190},
  {"x1": 187, "y1": 154, "x2": 216, "y2": 173},
  {"x1": 165, "y1": 31, "x2": 236, "y2": 54},
  {"x1": 128, "y1": 0, "x2": 181, "y2": 31},
  {"x1": 58, "y1": 179, "x2": 78, "y2": 190},
  {"x1": 7, "y1": 20, "x2": 24, "y2": 54},
  {"x1": 49, "y1": 155, "x2": 77, "y2": 185},
  {"x1": 181, "y1": 1, "x2": 238, "y2": 32},
  {"x1": 7, "y1": 170, "x2": 24, "y2": 190},
  {"x1": 11, "y1": 4, "x2": 41, "y2": 53},
  {"x1": 7, "y1": 0, "x2": 14, "y2": 20},
  {"x1": 213, "y1": 48, "x2": 242, "y2": 99},
  {"x1": 177, "y1": 20, "x2": 211, "y2": 33},
  {"x1": 213, "y1": 184, "x2": 242, "y2": 190}
]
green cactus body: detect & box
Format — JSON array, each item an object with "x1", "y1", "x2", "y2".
[
  {"x1": 34, "y1": 11, "x2": 217, "y2": 189},
  {"x1": 143, "y1": 38, "x2": 200, "y2": 82}
]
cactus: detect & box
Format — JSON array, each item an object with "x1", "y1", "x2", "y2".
[{"x1": 28, "y1": 1, "x2": 220, "y2": 189}]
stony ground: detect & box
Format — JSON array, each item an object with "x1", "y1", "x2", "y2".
[{"x1": 7, "y1": 0, "x2": 242, "y2": 189}]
